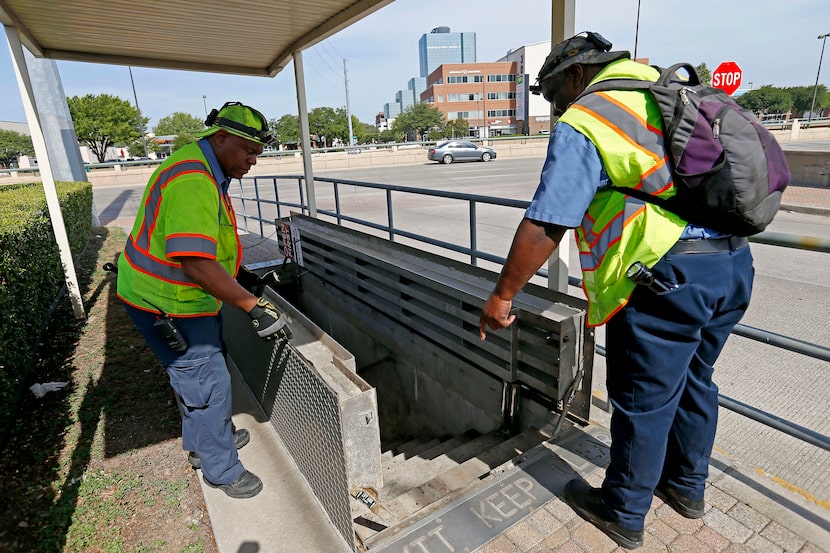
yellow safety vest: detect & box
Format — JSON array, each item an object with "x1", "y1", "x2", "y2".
[
  {"x1": 558, "y1": 60, "x2": 687, "y2": 327},
  {"x1": 116, "y1": 142, "x2": 241, "y2": 316}
]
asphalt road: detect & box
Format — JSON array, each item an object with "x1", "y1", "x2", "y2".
[{"x1": 93, "y1": 155, "x2": 830, "y2": 510}]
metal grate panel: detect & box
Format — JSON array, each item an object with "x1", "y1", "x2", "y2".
[
  {"x1": 223, "y1": 294, "x2": 364, "y2": 551},
  {"x1": 263, "y1": 340, "x2": 354, "y2": 548}
]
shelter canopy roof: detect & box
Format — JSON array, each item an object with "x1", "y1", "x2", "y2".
[{"x1": 0, "y1": 0, "x2": 392, "y2": 76}]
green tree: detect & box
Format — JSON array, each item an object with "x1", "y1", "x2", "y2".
[
  {"x1": 735, "y1": 85, "x2": 793, "y2": 115},
  {"x1": 695, "y1": 62, "x2": 711, "y2": 85},
  {"x1": 153, "y1": 111, "x2": 205, "y2": 153},
  {"x1": 308, "y1": 107, "x2": 349, "y2": 145},
  {"x1": 785, "y1": 85, "x2": 829, "y2": 117},
  {"x1": 67, "y1": 94, "x2": 141, "y2": 162},
  {"x1": 124, "y1": 135, "x2": 160, "y2": 158},
  {"x1": 441, "y1": 119, "x2": 469, "y2": 139},
  {"x1": 271, "y1": 114, "x2": 300, "y2": 147},
  {"x1": 0, "y1": 129, "x2": 34, "y2": 167},
  {"x1": 379, "y1": 128, "x2": 403, "y2": 143},
  {"x1": 393, "y1": 103, "x2": 445, "y2": 141},
  {"x1": 354, "y1": 120, "x2": 379, "y2": 144}
]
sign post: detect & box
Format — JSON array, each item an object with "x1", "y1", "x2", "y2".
[{"x1": 712, "y1": 61, "x2": 743, "y2": 95}]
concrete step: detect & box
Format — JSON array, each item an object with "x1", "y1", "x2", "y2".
[
  {"x1": 382, "y1": 438, "x2": 442, "y2": 471},
  {"x1": 380, "y1": 436, "x2": 468, "y2": 497},
  {"x1": 378, "y1": 431, "x2": 504, "y2": 502},
  {"x1": 363, "y1": 427, "x2": 550, "y2": 547},
  {"x1": 354, "y1": 430, "x2": 500, "y2": 545}
]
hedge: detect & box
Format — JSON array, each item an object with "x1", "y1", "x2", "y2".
[{"x1": 0, "y1": 181, "x2": 93, "y2": 441}]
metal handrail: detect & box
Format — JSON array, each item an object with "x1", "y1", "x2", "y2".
[{"x1": 230, "y1": 174, "x2": 830, "y2": 452}]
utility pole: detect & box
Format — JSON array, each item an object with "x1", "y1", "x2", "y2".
[
  {"x1": 344, "y1": 58, "x2": 355, "y2": 146},
  {"x1": 808, "y1": 33, "x2": 830, "y2": 126},
  {"x1": 481, "y1": 77, "x2": 487, "y2": 139},
  {"x1": 128, "y1": 66, "x2": 149, "y2": 158}
]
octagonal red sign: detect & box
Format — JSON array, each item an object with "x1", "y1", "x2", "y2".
[{"x1": 712, "y1": 61, "x2": 742, "y2": 95}]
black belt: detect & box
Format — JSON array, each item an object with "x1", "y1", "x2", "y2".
[{"x1": 670, "y1": 236, "x2": 749, "y2": 255}]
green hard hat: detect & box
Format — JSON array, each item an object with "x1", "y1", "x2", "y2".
[{"x1": 196, "y1": 101, "x2": 273, "y2": 145}]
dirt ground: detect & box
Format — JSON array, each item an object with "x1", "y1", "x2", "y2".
[{"x1": 0, "y1": 227, "x2": 218, "y2": 553}]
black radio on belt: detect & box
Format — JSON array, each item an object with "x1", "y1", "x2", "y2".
[
  {"x1": 626, "y1": 261, "x2": 676, "y2": 294},
  {"x1": 143, "y1": 298, "x2": 188, "y2": 353}
]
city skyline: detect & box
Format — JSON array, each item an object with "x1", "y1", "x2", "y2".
[{"x1": 1, "y1": 0, "x2": 829, "y2": 128}]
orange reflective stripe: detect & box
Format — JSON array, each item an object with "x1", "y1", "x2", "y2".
[
  {"x1": 134, "y1": 160, "x2": 215, "y2": 250},
  {"x1": 166, "y1": 233, "x2": 217, "y2": 258},
  {"x1": 635, "y1": 155, "x2": 673, "y2": 195},
  {"x1": 124, "y1": 238, "x2": 194, "y2": 285},
  {"x1": 573, "y1": 93, "x2": 674, "y2": 197},
  {"x1": 571, "y1": 103, "x2": 663, "y2": 165},
  {"x1": 578, "y1": 196, "x2": 646, "y2": 271}
]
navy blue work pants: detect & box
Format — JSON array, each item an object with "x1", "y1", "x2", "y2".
[
  {"x1": 123, "y1": 303, "x2": 244, "y2": 485},
  {"x1": 602, "y1": 244, "x2": 754, "y2": 531}
]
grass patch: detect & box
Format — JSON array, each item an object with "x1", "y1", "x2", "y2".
[{"x1": 0, "y1": 227, "x2": 216, "y2": 553}]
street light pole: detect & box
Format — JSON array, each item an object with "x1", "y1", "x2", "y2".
[
  {"x1": 634, "y1": 0, "x2": 641, "y2": 59},
  {"x1": 202, "y1": 95, "x2": 208, "y2": 118},
  {"x1": 808, "y1": 33, "x2": 829, "y2": 126},
  {"x1": 128, "y1": 66, "x2": 149, "y2": 158}
]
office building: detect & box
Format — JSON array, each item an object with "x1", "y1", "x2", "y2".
[
  {"x1": 419, "y1": 26, "x2": 476, "y2": 78},
  {"x1": 421, "y1": 61, "x2": 518, "y2": 137},
  {"x1": 384, "y1": 102, "x2": 401, "y2": 120},
  {"x1": 379, "y1": 27, "x2": 477, "y2": 125},
  {"x1": 499, "y1": 41, "x2": 552, "y2": 134}
]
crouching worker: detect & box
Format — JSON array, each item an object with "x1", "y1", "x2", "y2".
[{"x1": 117, "y1": 102, "x2": 291, "y2": 499}]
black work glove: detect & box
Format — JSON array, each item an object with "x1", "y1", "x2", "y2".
[{"x1": 247, "y1": 297, "x2": 292, "y2": 341}]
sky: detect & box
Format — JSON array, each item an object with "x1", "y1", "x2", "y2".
[{"x1": 2, "y1": 0, "x2": 829, "y2": 129}]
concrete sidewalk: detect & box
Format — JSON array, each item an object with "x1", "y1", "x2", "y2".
[{"x1": 780, "y1": 182, "x2": 830, "y2": 217}]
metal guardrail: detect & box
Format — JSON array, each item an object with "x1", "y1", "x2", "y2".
[{"x1": 230, "y1": 175, "x2": 830, "y2": 453}]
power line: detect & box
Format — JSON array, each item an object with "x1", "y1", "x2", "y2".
[
  {"x1": 306, "y1": 49, "x2": 343, "y2": 89},
  {"x1": 321, "y1": 39, "x2": 345, "y2": 65},
  {"x1": 310, "y1": 45, "x2": 342, "y2": 79}
]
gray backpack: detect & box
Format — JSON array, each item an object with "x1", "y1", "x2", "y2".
[{"x1": 579, "y1": 63, "x2": 790, "y2": 236}]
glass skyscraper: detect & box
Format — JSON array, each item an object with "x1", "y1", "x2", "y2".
[{"x1": 418, "y1": 27, "x2": 476, "y2": 78}]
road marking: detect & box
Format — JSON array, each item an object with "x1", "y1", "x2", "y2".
[
  {"x1": 753, "y1": 467, "x2": 830, "y2": 511},
  {"x1": 450, "y1": 174, "x2": 518, "y2": 180},
  {"x1": 440, "y1": 168, "x2": 497, "y2": 173},
  {"x1": 712, "y1": 444, "x2": 830, "y2": 512}
]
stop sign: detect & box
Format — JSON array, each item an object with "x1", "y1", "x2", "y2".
[{"x1": 712, "y1": 61, "x2": 742, "y2": 95}]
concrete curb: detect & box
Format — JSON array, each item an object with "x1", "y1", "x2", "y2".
[{"x1": 780, "y1": 202, "x2": 830, "y2": 217}]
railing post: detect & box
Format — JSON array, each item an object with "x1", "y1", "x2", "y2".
[
  {"x1": 273, "y1": 177, "x2": 282, "y2": 222},
  {"x1": 386, "y1": 189, "x2": 394, "y2": 241},
  {"x1": 298, "y1": 177, "x2": 307, "y2": 216},
  {"x1": 253, "y1": 177, "x2": 264, "y2": 237},
  {"x1": 548, "y1": 240, "x2": 570, "y2": 293},
  {"x1": 469, "y1": 200, "x2": 478, "y2": 266},
  {"x1": 236, "y1": 178, "x2": 250, "y2": 233},
  {"x1": 334, "y1": 181, "x2": 342, "y2": 225}
]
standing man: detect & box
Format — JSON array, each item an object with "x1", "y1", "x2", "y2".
[
  {"x1": 479, "y1": 33, "x2": 754, "y2": 549},
  {"x1": 117, "y1": 101, "x2": 290, "y2": 499}
]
